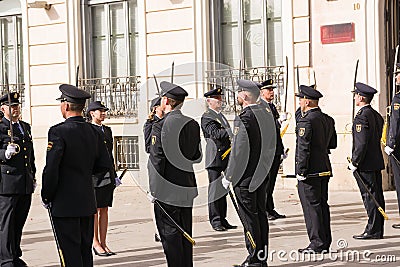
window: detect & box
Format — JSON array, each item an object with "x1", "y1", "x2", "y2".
[
  {"x1": 81, "y1": 0, "x2": 139, "y2": 118},
  {"x1": 0, "y1": 15, "x2": 24, "y2": 104},
  {"x1": 115, "y1": 136, "x2": 139, "y2": 170},
  {"x1": 210, "y1": 0, "x2": 283, "y2": 68}
]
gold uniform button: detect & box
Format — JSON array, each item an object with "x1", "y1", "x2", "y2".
[
  {"x1": 24, "y1": 147, "x2": 27, "y2": 151},
  {"x1": 6, "y1": 171, "x2": 9, "y2": 174},
  {"x1": 24, "y1": 155, "x2": 27, "y2": 159},
  {"x1": 23, "y1": 140, "x2": 25, "y2": 143},
  {"x1": 25, "y1": 163, "x2": 28, "y2": 166}
]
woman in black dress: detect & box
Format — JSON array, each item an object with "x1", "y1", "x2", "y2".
[{"x1": 87, "y1": 101, "x2": 121, "y2": 256}]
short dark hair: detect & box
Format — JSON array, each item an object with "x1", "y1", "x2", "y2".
[
  {"x1": 362, "y1": 95, "x2": 372, "y2": 104},
  {"x1": 68, "y1": 102, "x2": 85, "y2": 112}
]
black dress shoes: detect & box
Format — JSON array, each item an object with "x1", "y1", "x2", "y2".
[
  {"x1": 223, "y1": 222, "x2": 238, "y2": 230},
  {"x1": 232, "y1": 262, "x2": 266, "y2": 267},
  {"x1": 298, "y1": 247, "x2": 325, "y2": 253},
  {"x1": 212, "y1": 225, "x2": 227, "y2": 231},
  {"x1": 352, "y1": 232, "x2": 383, "y2": 240},
  {"x1": 93, "y1": 247, "x2": 109, "y2": 257},
  {"x1": 267, "y1": 210, "x2": 286, "y2": 220},
  {"x1": 15, "y1": 258, "x2": 28, "y2": 267},
  {"x1": 155, "y1": 233, "x2": 161, "y2": 242},
  {"x1": 392, "y1": 224, "x2": 400, "y2": 229}
]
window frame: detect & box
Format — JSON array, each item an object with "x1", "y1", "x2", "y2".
[
  {"x1": 209, "y1": 0, "x2": 282, "y2": 68},
  {"x1": 0, "y1": 14, "x2": 23, "y2": 84},
  {"x1": 81, "y1": 0, "x2": 137, "y2": 80}
]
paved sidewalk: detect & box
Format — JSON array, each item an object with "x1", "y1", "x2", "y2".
[{"x1": 21, "y1": 184, "x2": 400, "y2": 266}]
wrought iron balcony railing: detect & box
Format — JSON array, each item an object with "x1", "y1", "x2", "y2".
[
  {"x1": 205, "y1": 65, "x2": 285, "y2": 113},
  {"x1": 78, "y1": 76, "x2": 140, "y2": 118}
]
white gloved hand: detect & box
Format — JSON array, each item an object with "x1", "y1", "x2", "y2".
[
  {"x1": 5, "y1": 144, "x2": 17, "y2": 159},
  {"x1": 147, "y1": 192, "x2": 156, "y2": 203},
  {"x1": 221, "y1": 176, "x2": 231, "y2": 190},
  {"x1": 42, "y1": 201, "x2": 51, "y2": 209},
  {"x1": 384, "y1": 146, "x2": 394, "y2": 156},
  {"x1": 296, "y1": 175, "x2": 306, "y2": 181},
  {"x1": 279, "y1": 112, "x2": 288, "y2": 123},
  {"x1": 348, "y1": 163, "x2": 357, "y2": 172},
  {"x1": 115, "y1": 177, "x2": 122, "y2": 187}
]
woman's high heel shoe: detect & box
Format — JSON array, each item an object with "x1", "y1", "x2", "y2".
[{"x1": 93, "y1": 247, "x2": 109, "y2": 257}]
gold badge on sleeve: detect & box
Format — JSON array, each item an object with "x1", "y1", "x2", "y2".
[
  {"x1": 299, "y1": 128, "x2": 305, "y2": 137},
  {"x1": 47, "y1": 141, "x2": 53, "y2": 151}
]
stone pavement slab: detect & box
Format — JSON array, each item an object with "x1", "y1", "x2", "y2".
[{"x1": 20, "y1": 184, "x2": 400, "y2": 266}]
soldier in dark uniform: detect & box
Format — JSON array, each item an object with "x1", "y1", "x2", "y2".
[
  {"x1": 148, "y1": 81, "x2": 202, "y2": 267},
  {"x1": 86, "y1": 101, "x2": 120, "y2": 256},
  {"x1": 144, "y1": 97, "x2": 162, "y2": 154},
  {"x1": 295, "y1": 85, "x2": 337, "y2": 253},
  {"x1": 384, "y1": 63, "x2": 400, "y2": 229},
  {"x1": 41, "y1": 84, "x2": 111, "y2": 267},
  {"x1": 222, "y1": 79, "x2": 276, "y2": 267},
  {"x1": 143, "y1": 96, "x2": 163, "y2": 242},
  {"x1": 201, "y1": 85, "x2": 236, "y2": 231},
  {"x1": 348, "y1": 82, "x2": 385, "y2": 239},
  {"x1": 258, "y1": 79, "x2": 286, "y2": 220},
  {"x1": 0, "y1": 92, "x2": 35, "y2": 267}
]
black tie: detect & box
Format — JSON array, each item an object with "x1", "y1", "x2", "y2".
[
  {"x1": 268, "y1": 103, "x2": 279, "y2": 119},
  {"x1": 13, "y1": 123, "x2": 23, "y2": 139}
]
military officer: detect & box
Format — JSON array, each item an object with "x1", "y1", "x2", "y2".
[
  {"x1": 258, "y1": 79, "x2": 286, "y2": 220},
  {"x1": 384, "y1": 63, "x2": 400, "y2": 229},
  {"x1": 348, "y1": 82, "x2": 385, "y2": 239},
  {"x1": 144, "y1": 97, "x2": 162, "y2": 154},
  {"x1": 41, "y1": 84, "x2": 111, "y2": 266},
  {"x1": 295, "y1": 85, "x2": 337, "y2": 253},
  {"x1": 148, "y1": 81, "x2": 202, "y2": 267},
  {"x1": 0, "y1": 92, "x2": 36, "y2": 267},
  {"x1": 143, "y1": 96, "x2": 163, "y2": 242},
  {"x1": 201, "y1": 85, "x2": 236, "y2": 231},
  {"x1": 222, "y1": 79, "x2": 276, "y2": 267}
]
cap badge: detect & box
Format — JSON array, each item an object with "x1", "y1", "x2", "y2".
[{"x1": 299, "y1": 128, "x2": 305, "y2": 137}]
